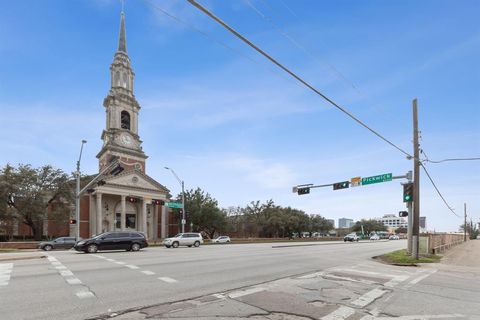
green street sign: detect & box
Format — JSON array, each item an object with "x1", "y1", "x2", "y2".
[
  {"x1": 165, "y1": 202, "x2": 183, "y2": 209},
  {"x1": 361, "y1": 173, "x2": 392, "y2": 185}
]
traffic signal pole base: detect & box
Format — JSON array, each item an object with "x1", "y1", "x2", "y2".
[{"x1": 411, "y1": 235, "x2": 419, "y2": 259}]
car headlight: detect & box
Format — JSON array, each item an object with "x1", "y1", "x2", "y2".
[{"x1": 76, "y1": 241, "x2": 86, "y2": 245}]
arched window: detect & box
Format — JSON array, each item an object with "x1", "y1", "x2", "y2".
[{"x1": 121, "y1": 111, "x2": 130, "y2": 130}]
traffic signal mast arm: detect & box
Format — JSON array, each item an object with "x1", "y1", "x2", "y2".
[
  {"x1": 293, "y1": 172, "x2": 412, "y2": 194},
  {"x1": 79, "y1": 159, "x2": 121, "y2": 196}
]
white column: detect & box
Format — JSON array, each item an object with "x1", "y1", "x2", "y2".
[
  {"x1": 161, "y1": 206, "x2": 167, "y2": 239},
  {"x1": 96, "y1": 193, "x2": 102, "y2": 235},
  {"x1": 142, "y1": 199, "x2": 147, "y2": 236},
  {"x1": 148, "y1": 205, "x2": 154, "y2": 240},
  {"x1": 89, "y1": 195, "x2": 95, "y2": 237},
  {"x1": 153, "y1": 205, "x2": 158, "y2": 241},
  {"x1": 121, "y1": 195, "x2": 126, "y2": 231}
]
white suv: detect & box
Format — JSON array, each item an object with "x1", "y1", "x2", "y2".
[{"x1": 163, "y1": 233, "x2": 203, "y2": 248}]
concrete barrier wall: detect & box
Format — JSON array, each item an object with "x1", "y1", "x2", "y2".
[
  {"x1": 0, "y1": 242, "x2": 39, "y2": 249},
  {"x1": 421, "y1": 233, "x2": 465, "y2": 254}
]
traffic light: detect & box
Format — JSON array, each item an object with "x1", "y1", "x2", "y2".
[
  {"x1": 297, "y1": 187, "x2": 310, "y2": 195},
  {"x1": 399, "y1": 211, "x2": 408, "y2": 217},
  {"x1": 69, "y1": 219, "x2": 77, "y2": 225},
  {"x1": 179, "y1": 209, "x2": 183, "y2": 215},
  {"x1": 152, "y1": 199, "x2": 165, "y2": 205},
  {"x1": 403, "y1": 183, "x2": 414, "y2": 202},
  {"x1": 127, "y1": 196, "x2": 138, "y2": 203},
  {"x1": 333, "y1": 181, "x2": 350, "y2": 190}
]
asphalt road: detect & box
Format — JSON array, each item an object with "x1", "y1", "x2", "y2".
[{"x1": 0, "y1": 240, "x2": 407, "y2": 320}]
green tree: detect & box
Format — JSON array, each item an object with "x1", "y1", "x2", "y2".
[
  {"x1": 179, "y1": 187, "x2": 226, "y2": 239},
  {"x1": 308, "y1": 214, "x2": 334, "y2": 236},
  {"x1": 351, "y1": 219, "x2": 387, "y2": 235},
  {"x1": 0, "y1": 164, "x2": 72, "y2": 240},
  {"x1": 460, "y1": 221, "x2": 479, "y2": 240}
]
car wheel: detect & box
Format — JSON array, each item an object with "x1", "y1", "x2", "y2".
[
  {"x1": 165, "y1": 245, "x2": 171, "y2": 248},
  {"x1": 172, "y1": 242, "x2": 179, "y2": 248},
  {"x1": 131, "y1": 243, "x2": 141, "y2": 252},
  {"x1": 87, "y1": 244, "x2": 98, "y2": 253},
  {"x1": 43, "y1": 245, "x2": 53, "y2": 251},
  {"x1": 194, "y1": 241, "x2": 200, "y2": 247},
  {"x1": 356, "y1": 239, "x2": 359, "y2": 242},
  {"x1": 344, "y1": 239, "x2": 347, "y2": 242}
]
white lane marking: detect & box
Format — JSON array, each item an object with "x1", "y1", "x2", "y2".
[
  {"x1": 158, "y1": 277, "x2": 178, "y2": 283},
  {"x1": 228, "y1": 287, "x2": 266, "y2": 299},
  {"x1": 361, "y1": 314, "x2": 464, "y2": 320},
  {"x1": 384, "y1": 275, "x2": 409, "y2": 288},
  {"x1": 125, "y1": 265, "x2": 139, "y2": 269},
  {"x1": 322, "y1": 306, "x2": 356, "y2": 320},
  {"x1": 106, "y1": 258, "x2": 115, "y2": 262},
  {"x1": 47, "y1": 255, "x2": 94, "y2": 299},
  {"x1": 212, "y1": 293, "x2": 226, "y2": 299},
  {"x1": 141, "y1": 270, "x2": 155, "y2": 275},
  {"x1": 76, "y1": 290, "x2": 95, "y2": 299},
  {"x1": 66, "y1": 278, "x2": 82, "y2": 285},
  {"x1": 0, "y1": 263, "x2": 13, "y2": 286},
  {"x1": 333, "y1": 268, "x2": 400, "y2": 279},
  {"x1": 114, "y1": 261, "x2": 126, "y2": 265},
  {"x1": 298, "y1": 271, "x2": 325, "y2": 279},
  {"x1": 351, "y1": 288, "x2": 387, "y2": 307},
  {"x1": 60, "y1": 270, "x2": 74, "y2": 277},
  {"x1": 405, "y1": 269, "x2": 437, "y2": 287}
]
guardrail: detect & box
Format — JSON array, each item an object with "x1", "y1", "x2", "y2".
[{"x1": 420, "y1": 233, "x2": 466, "y2": 254}]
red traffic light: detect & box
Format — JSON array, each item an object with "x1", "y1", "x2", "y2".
[
  {"x1": 69, "y1": 219, "x2": 77, "y2": 225},
  {"x1": 152, "y1": 199, "x2": 165, "y2": 205}
]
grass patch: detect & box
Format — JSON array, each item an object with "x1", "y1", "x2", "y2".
[{"x1": 377, "y1": 249, "x2": 442, "y2": 266}]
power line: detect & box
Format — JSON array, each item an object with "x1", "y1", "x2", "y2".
[
  {"x1": 426, "y1": 157, "x2": 480, "y2": 164},
  {"x1": 186, "y1": 0, "x2": 413, "y2": 159},
  {"x1": 243, "y1": 0, "x2": 362, "y2": 95},
  {"x1": 142, "y1": 0, "x2": 287, "y2": 81},
  {"x1": 420, "y1": 163, "x2": 459, "y2": 217},
  {"x1": 421, "y1": 149, "x2": 480, "y2": 164}
]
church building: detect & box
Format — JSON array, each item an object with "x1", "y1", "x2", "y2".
[{"x1": 77, "y1": 11, "x2": 172, "y2": 241}]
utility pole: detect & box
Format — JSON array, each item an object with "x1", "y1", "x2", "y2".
[
  {"x1": 75, "y1": 140, "x2": 87, "y2": 241},
  {"x1": 412, "y1": 99, "x2": 420, "y2": 259},
  {"x1": 464, "y1": 202, "x2": 467, "y2": 242}
]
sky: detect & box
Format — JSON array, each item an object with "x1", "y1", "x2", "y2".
[{"x1": 0, "y1": 0, "x2": 479, "y2": 232}]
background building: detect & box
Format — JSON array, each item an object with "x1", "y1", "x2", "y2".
[
  {"x1": 338, "y1": 218, "x2": 354, "y2": 229},
  {"x1": 376, "y1": 214, "x2": 408, "y2": 229}
]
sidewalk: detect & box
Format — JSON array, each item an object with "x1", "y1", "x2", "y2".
[
  {"x1": 438, "y1": 239, "x2": 480, "y2": 270},
  {"x1": 0, "y1": 250, "x2": 46, "y2": 262}
]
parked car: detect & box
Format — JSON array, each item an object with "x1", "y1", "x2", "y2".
[
  {"x1": 38, "y1": 237, "x2": 77, "y2": 251},
  {"x1": 163, "y1": 233, "x2": 203, "y2": 248},
  {"x1": 213, "y1": 236, "x2": 231, "y2": 243},
  {"x1": 344, "y1": 233, "x2": 359, "y2": 242},
  {"x1": 74, "y1": 231, "x2": 148, "y2": 253},
  {"x1": 389, "y1": 235, "x2": 400, "y2": 240},
  {"x1": 370, "y1": 234, "x2": 380, "y2": 241}
]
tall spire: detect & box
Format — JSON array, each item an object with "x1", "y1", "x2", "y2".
[{"x1": 118, "y1": 11, "x2": 127, "y2": 53}]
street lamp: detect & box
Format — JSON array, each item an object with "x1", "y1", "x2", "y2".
[
  {"x1": 164, "y1": 166, "x2": 185, "y2": 233},
  {"x1": 75, "y1": 140, "x2": 87, "y2": 240}
]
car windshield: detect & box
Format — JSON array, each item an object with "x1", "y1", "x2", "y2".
[
  {"x1": 173, "y1": 234, "x2": 182, "y2": 238},
  {"x1": 92, "y1": 233, "x2": 108, "y2": 239}
]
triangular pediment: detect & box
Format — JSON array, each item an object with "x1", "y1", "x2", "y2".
[{"x1": 103, "y1": 170, "x2": 169, "y2": 193}]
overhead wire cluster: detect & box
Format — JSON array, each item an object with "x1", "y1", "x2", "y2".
[{"x1": 143, "y1": 0, "x2": 473, "y2": 219}]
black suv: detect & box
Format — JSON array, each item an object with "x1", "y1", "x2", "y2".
[{"x1": 74, "y1": 231, "x2": 148, "y2": 253}]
